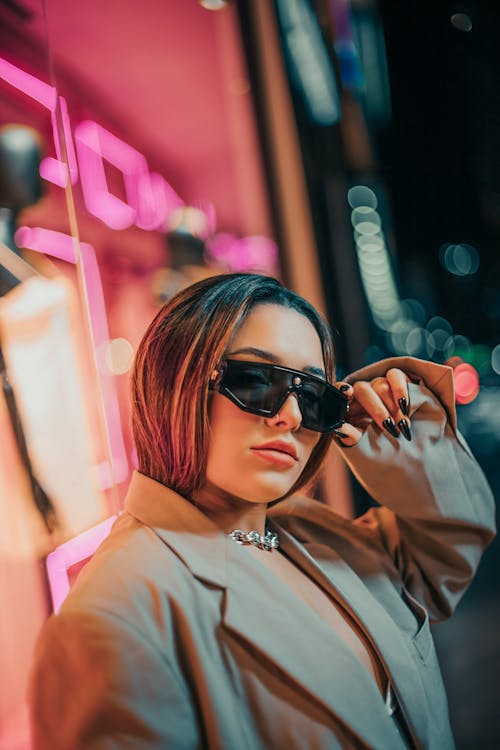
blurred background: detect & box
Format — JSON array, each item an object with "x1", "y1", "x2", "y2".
[{"x1": 0, "y1": 0, "x2": 498, "y2": 748}]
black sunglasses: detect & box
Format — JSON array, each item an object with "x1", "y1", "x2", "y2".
[{"x1": 209, "y1": 360, "x2": 348, "y2": 433}]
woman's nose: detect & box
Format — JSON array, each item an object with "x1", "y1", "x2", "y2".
[{"x1": 264, "y1": 393, "x2": 302, "y2": 431}]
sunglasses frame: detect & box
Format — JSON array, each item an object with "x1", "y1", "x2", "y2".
[{"x1": 209, "y1": 359, "x2": 349, "y2": 433}]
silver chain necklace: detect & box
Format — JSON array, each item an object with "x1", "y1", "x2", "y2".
[{"x1": 229, "y1": 528, "x2": 280, "y2": 551}]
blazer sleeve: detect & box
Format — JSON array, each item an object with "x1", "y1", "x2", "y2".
[
  {"x1": 336, "y1": 356, "x2": 496, "y2": 622},
  {"x1": 29, "y1": 608, "x2": 199, "y2": 750}
]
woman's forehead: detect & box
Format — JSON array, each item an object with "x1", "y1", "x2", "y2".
[{"x1": 228, "y1": 304, "x2": 324, "y2": 371}]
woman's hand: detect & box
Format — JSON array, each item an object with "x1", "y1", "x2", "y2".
[{"x1": 334, "y1": 367, "x2": 412, "y2": 447}]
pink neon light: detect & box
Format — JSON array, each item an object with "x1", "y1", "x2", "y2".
[
  {"x1": 75, "y1": 120, "x2": 150, "y2": 230},
  {"x1": 46, "y1": 515, "x2": 118, "y2": 613},
  {"x1": 135, "y1": 171, "x2": 184, "y2": 231},
  {"x1": 39, "y1": 96, "x2": 79, "y2": 187},
  {"x1": 15, "y1": 227, "x2": 129, "y2": 487},
  {"x1": 14, "y1": 226, "x2": 77, "y2": 262},
  {"x1": 0, "y1": 58, "x2": 78, "y2": 189},
  {"x1": 0, "y1": 56, "x2": 57, "y2": 110},
  {"x1": 1, "y1": 57, "x2": 187, "y2": 233}
]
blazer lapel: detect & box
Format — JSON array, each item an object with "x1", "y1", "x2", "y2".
[
  {"x1": 223, "y1": 535, "x2": 405, "y2": 750},
  {"x1": 268, "y1": 521, "x2": 428, "y2": 750},
  {"x1": 124, "y1": 471, "x2": 228, "y2": 588}
]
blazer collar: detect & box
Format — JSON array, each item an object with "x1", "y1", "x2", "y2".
[{"x1": 124, "y1": 471, "x2": 227, "y2": 587}]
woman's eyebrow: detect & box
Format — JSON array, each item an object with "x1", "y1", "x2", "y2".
[{"x1": 226, "y1": 347, "x2": 327, "y2": 379}]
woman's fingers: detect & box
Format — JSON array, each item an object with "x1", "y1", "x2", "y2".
[
  {"x1": 332, "y1": 421, "x2": 363, "y2": 447},
  {"x1": 335, "y1": 368, "x2": 412, "y2": 442},
  {"x1": 385, "y1": 367, "x2": 411, "y2": 417}
]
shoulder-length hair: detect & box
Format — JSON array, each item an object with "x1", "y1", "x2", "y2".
[{"x1": 131, "y1": 273, "x2": 336, "y2": 500}]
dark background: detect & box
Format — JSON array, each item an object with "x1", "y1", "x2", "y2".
[{"x1": 269, "y1": 1, "x2": 500, "y2": 747}]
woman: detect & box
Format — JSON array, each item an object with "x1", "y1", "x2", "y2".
[{"x1": 30, "y1": 273, "x2": 495, "y2": 749}]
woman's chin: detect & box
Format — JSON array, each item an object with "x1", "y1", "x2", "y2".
[
  {"x1": 229, "y1": 481, "x2": 294, "y2": 505},
  {"x1": 200, "y1": 474, "x2": 297, "y2": 507}
]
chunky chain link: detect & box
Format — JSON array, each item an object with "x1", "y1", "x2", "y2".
[{"x1": 229, "y1": 529, "x2": 280, "y2": 551}]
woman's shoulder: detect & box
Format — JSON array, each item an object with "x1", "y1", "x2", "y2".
[{"x1": 58, "y1": 511, "x2": 195, "y2": 623}]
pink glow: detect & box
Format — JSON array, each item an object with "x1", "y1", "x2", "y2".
[
  {"x1": 135, "y1": 171, "x2": 184, "y2": 231},
  {"x1": 0, "y1": 58, "x2": 78, "y2": 189},
  {"x1": 14, "y1": 226, "x2": 77, "y2": 262},
  {"x1": 206, "y1": 233, "x2": 278, "y2": 272},
  {"x1": 39, "y1": 96, "x2": 79, "y2": 187},
  {"x1": 39, "y1": 155, "x2": 68, "y2": 188},
  {"x1": 1, "y1": 57, "x2": 187, "y2": 232},
  {"x1": 15, "y1": 227, "x2": 129, "y2": 487},
  {"x1": 0, "y1": 56, "x2": 57, "y2": 110},
  {"x1": 46, "y1": 515, "x2": 118, "y2": 613},
  {"x1": 75, "y1": 120, "x2": 149, "y2": 230},
  {"x1": 454, "y1": 363, "x2": 480, "y2": 405}
]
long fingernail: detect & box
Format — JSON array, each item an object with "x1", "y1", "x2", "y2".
[
  {"x1": 339, "y1": 384, "x2": 351, "y2": 393},
  {"x1": 398, "y1": 419, "x2": 412, "y2": 441},
  {"x1": 383, "y1": 418, "x2": 400, "y2": 438},
  {"x1": 398, "y1": 397, "x2": 409, "y2": 416},
  {"x1": 333, "y1": 428, "x2": 349, "y2": 438}
]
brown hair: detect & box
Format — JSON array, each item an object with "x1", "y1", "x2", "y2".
[{"x1": 131, "y1": 273, "x2": 336, "y2": 500}]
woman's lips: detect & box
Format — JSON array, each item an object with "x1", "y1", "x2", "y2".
[{"x1": 250, "y1": 447, "x2": 298, "y2": 468}]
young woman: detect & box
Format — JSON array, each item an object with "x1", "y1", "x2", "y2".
[{"x1": 30, "y1": 273, "x2": 495, "y2": 749}]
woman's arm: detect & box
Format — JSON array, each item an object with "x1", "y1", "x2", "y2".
[
  {"x1": 29, "y1": 608, "x2": 198, "y2": 750},
  {"x1": 336, "y1": 356, "x2": 496, "y2": 622}
]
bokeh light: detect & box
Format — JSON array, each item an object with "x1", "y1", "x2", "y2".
[
  {"x1": 492, "y1": 344, "x2": 500, "y2": 375},
  {"x1": 399, "y1": 298, "x2": 427, "y2": 325},
  {"x1": 439, "y1": 243, "x2": 480, "y2": 276},
  {"x1": 451, "y1": 13, "x2": 472, "y2": 32},
  {"x1": 103, "y1": 338, "x2": 135, "y2": 375},
  {"x1": 443, "y1": 334, "x2": 472, "y2": 360},
  {"x1": 453, "y1": 362, "x2": 480, "y2": 405},
  {"x1": 351, "y1": 206, "x2": 382, "y2": 234},
  {"x1": 167, "y1": 206, "x2": 211, "y2": 239},
  {"x1": 356, "y1": 233, "x2": 385, "y2": 251},
  {"x1": 406, "y1": 327, "x2": 435, "y2": 357},
  {"x1": 347, "y1": 185, "x2": 378, "y2": 209},
  {"x1": 387, "y1": 319, "x2": 416, "y2": 353}
]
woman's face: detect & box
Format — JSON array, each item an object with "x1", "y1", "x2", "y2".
[{"x1": 203, "y1": 303, "x2": 325, "y2": 504}]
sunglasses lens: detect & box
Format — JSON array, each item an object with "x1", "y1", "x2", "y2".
[
  {"x1": 218, "y1": 362, "x2": 346, "y2": 432},
  {"x1": 298, "y1": 384, "x2": 344, "y2": 431},
  {"x1": 221, "y1": 365, "x2": 283, "y2": 412}
]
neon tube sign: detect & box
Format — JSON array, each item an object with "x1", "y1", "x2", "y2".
[
  {"x1": 0, "y1": 56, "x2": 184, "y2": 227},
  {"x1": 46, "y1": 514, "x2": 118, "y2": 613}
]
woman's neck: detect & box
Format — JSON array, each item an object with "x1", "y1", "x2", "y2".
[{"x1": 191, "y1": 482, "x2": 268, "y2": 536}]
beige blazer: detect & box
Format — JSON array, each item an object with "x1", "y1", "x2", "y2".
[{"x1": 29, "y1": 358, "x2": 496, "y2": 750}]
